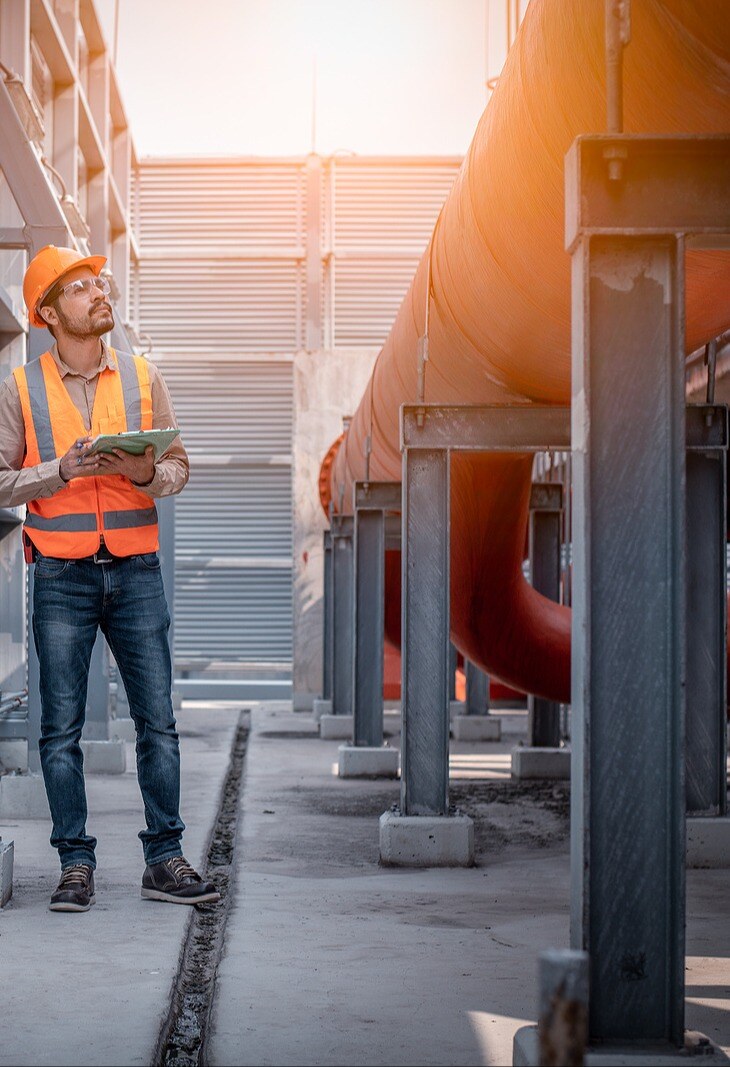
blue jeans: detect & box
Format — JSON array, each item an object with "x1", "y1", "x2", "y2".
[{"x1": 32, "y1": 551, "x2": 185, "y2": 869}]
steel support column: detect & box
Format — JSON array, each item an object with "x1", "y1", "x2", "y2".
[
  {"x1": 527, "y1": 482, "x2": 563, "y2": 747},
  {"x1": 564, "y1": 133, "x2": 730, "y2": 1045},
  {"x1": 331, "y1": 515, "x2": 354, "y2": 716},
  {"x1": 465, "y1": 661, "x2": 489, "y2": 715},
  {"x1": 399, "y1": 404, "x2": 570, "y2": 818},
  {"x1": 401, "y1": 448, "x2": 450, "y2": 815},
  {"x1": 353, "y1": 509, "x2": 385, "y2": 746},
  {"x1": 448, "y1": 642, "x2": 458, "y2": 702},
  {"x1": 685, "y1": 404, "x2": 728, "y2": 817},
  {"x1": 352, "y1": 481, "x2": 400, "y2": 747},
  {"x1": 322, "y1": 529, "x2": 333, "y2": 701}
]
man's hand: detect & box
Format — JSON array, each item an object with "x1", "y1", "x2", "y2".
[
  {"x1": 95, "y1": 445, "x2": 156, "y2": 486},
  {"x1": 59, "y1": 436, "x2": 101, "y2": 481}
]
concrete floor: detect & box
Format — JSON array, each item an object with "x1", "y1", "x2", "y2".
[
  {"x1": 209, "y1": 704, "x2": 730, "y2": 1067},
  {"x1": 0, "y1": 703, "x2": 240, "y2": 1067},
  {"x1": 0, "y1": 700, "x2": 727, "y2": 1066}
]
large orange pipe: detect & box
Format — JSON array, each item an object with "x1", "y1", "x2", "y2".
[{"x1": 325, "y1": 0, "x2": 730, "y2": 702}]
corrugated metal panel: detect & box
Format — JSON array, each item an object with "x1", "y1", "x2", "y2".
[
  {"x1": 137, "y1": 162, "x2": 305, "y2": 250},
  {"x1": 138, "y1": 260, "x2": 304, "y2": 353},
  {"x1": 329, "y1": 158, "x2": 461, "y2": 345},
  {"x1": 161, "y1": 357, "x2": 293, "y2": 457},
  {"x1": 160, "y1": 356, "x2": 293, "y2": 670},
  {"x1": 332, "y1": 258, "x2": 420, "y2": 348},
  {"x1": 331, "y1": 159, "x2": 461, "y2": 252},
  {"x1": 175, "y1": 569, "x2": 292, "y2": 662}
]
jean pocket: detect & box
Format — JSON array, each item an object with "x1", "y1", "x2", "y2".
[
  {"x1": 137, "y1": 552, "x2": 161, "y2": 570},
  {"x1": 34, "y1": 557, "x2": 70, "y2": 578}
]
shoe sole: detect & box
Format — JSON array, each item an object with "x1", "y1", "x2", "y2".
[
  {"x1": 49, "y1": 895, "x2": 96, "y2": 912},
  {"x1": 141, "y1": 887, "x2": 221, "y2": 905}
]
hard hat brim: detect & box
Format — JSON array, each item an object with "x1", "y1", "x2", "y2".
[{"x1": 31, "y1": 254, "x2": 108, "y2": 328}]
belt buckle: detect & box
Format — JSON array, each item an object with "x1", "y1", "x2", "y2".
[{"x1": 93, "y1": 545, "x2": 113, "y2": 564}]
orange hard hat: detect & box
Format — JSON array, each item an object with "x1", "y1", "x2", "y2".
[{"x1": 23, "y1": 245, "x2": 107, "y2": 328}]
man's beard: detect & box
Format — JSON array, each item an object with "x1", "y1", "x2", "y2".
[{"x1": 55, "y1": 302, "x2": 114, "y2": 339}]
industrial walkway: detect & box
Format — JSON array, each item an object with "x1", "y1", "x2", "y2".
[{"x1": 0, "y1": 702, "x2": 728, "y2": 1066}]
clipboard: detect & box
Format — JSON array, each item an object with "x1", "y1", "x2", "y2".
[{"x1": 86, "y1": 428, "x2": 180, "y2": 461}]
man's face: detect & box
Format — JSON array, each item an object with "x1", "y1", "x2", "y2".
[{"x1": 41, "y1": 265, "x2": 114, "y2": 340}]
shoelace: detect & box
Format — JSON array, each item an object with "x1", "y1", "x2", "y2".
[
  {"x1": 58, "y1": 864, "x2": 91, "y2": 888},
  {"x1": 167, "y1": 856, "x2": 199, "y2": 882}
]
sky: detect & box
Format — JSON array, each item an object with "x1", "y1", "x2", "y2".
[{"x1": 95, "y1": 0, "x2": 501, "y2": 159}]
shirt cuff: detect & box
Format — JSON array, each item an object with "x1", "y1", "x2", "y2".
[
  {"x1": 133, "y1": 466, "x2": 162, "y2": 497},
  {"x1": 41, "y1": 460, "x2": 67, "y2": 496}
]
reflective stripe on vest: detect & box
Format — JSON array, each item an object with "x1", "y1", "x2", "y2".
[
  {"x1": 117, "y1": 351, "x2": 143, "y2": 431},
  {"x1": 25, "y1": 512, "x2": 98, "y2": 532},
  {"x1": 15, "y1": 348, "x2": 159, "y2": 559},
  {"x1": 24, "y1": 356, "x2": 56, "y2": 463},
  {"x1": 103, "y1": 506, "x2": 158, "y2": 530}
]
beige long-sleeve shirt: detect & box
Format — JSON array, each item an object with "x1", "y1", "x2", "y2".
[{"x1": 0, "y1": 341, "x2": 189, "y2": 509}]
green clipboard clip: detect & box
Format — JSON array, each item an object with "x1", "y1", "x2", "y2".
[{"x1": 86, "y1": 428, "x2": 180, "y2": 462}]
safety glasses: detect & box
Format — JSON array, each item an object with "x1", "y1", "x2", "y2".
[{"x1": 54, "y1": 276, "x2": 111, "y2": 302}]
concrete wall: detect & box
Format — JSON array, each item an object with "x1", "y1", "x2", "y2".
[{"x1": 292, "y1": 347, "x2": 379, "y2": 709}]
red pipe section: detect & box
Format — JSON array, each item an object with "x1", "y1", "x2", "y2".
[{"x1": 323, "y1": 0, "x2": 730, "y2": 702}]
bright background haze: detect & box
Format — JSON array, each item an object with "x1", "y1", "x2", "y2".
[{"x1": 95, "y1": 0, "x2": 496, "y2": 158}]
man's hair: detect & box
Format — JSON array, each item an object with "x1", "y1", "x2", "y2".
[{"x1": 38, "y1": 284, "x2": 62, "y2": 338}]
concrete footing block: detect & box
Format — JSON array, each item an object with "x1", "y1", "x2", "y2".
[
  {"x1": 379, "y1": 811, "x2": 474, "y2": 867},
  {"x1": 511, "y1": 746, "x2": 571, "y2": 780},
  {"x1": 687, "y1": 816, "x2": 730, "y2": 868},
  {"x1": 338, "y1": 744, "x2": 399, "y2": 779},
  {"x1": 513, "y1": 1024, "x2": 727, "y2": 1065},
  {"x1": 449, "y1": 700, "x2": 466, "y2": 719},
  {"x1": 0, "y1": 773, "x2": 50, "y2": 819},
  {"x1": 109, "y1": 716, "x2": 136, "y2": 742},
  {"x1": 0, "y1": 838, "x2": 13, "y2": 907},
  {"x1": 0, "y1": 739, "x2": 28, "y2": 773},
  {"x1": 312, "y1": 698, "x2": 333, "y2": 722},
  {"x1": 383, "y1": 711, "x2": 401, "y2": 737},
  {"x1": 451, "y1": 715, "x2": 501, "y2": 741},
  {"x1": 319, "y1": 714, "x2": 353, "y2": 740},
  {"x1": 81, "y1": 739, "x2": 126, "y2": 774}
]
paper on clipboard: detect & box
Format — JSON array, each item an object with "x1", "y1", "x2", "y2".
[{"x1": 86, "y1": 428, "x2": 180, "y2": 461}]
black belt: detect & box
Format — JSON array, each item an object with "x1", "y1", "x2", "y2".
[{"x1": 85, "y1": 545, "x2": 120, "y2": 564}]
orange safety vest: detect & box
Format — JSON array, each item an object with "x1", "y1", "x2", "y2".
[{"x1": 14, "y1": 348, "x2": 159, "y2": 559}]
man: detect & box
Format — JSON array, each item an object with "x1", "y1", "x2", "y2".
[{"x1": 0, "y1": 245, "x2": 219, "y2": 912}]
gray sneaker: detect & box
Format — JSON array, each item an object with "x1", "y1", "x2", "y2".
[
  {"x1": 49, "y1": 864, "x2": 96, "y2": 912},
  {"x1": 141, "y1": 856, "x2": 220, "y2": 905}
]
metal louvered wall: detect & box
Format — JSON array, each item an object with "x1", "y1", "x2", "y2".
[
  {"x1": 134, "y1": 155, "x2": 460, "y2": 680},
  {"x1": 326, "y1": 159, "x2": 461, "y2": 346}
]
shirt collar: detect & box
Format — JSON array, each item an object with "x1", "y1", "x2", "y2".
[{"x1": 50, "y1": 339, "x2": 116, "y2": 380}]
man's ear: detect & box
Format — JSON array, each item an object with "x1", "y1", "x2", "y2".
[{"x1": 38, "y1": 304, "x2": 56, "y2": 327}]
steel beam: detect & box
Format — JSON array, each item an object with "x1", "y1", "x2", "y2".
[
  {"x1": 0, "y1": 78, "x2": 71, "y2": 252},
  {"x1": 354, "y1": 481, "x2": 400, "y2": 511},
  {"x1": 331, "y1": 515, "x2": 354, "y2": 716},
  {"x1": 566, "y1": 132, "x2": 719, "y2": 1045},
  {"x1": 401, "y1": 448, "x2": 450, "y2": 816},
  {"x1": 565, "y1": 135, "x2": 730, "y2": 247},
  {"x1": 685, "y1": 404, "x2": 727, "y2": 817},
  {"x1": 527, "y1": 482, "x2": 563, "y2": 747},
  {"x1": 401, "y1": 405, "x2": 570, "y2": 453}
]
